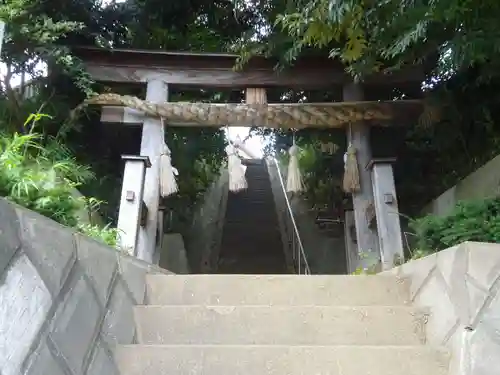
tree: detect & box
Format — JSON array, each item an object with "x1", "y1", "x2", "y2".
[
  {"x1": 233, "y1": 0, "x2": 500, "y2": 83},
  {"x1": 0, "y1": 0, "x2": 265, "y2": 224},
  {"x1": 4, "y1": 0, "x2": 500, "y2": 226},
  {"x1": 228, "y1": 0, "x2": 500, "y2": 219}
]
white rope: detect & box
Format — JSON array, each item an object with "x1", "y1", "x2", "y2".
[
  {"x1": 286, "y1": 132, "x2": 304, "y2": 193},
  {"x1": 225, "y1": 143, "x2": 248, "y2": 192},
  {"x1": 344, "y1": 124, "x2": 353, "y2": 169},
  {"x1": 342, "y1": 123, "x2": 361, "y2": 193},
  {"x1": 159, "y1": 118, "x2": 178, "y2": 197}
]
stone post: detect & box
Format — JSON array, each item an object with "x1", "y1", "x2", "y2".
[
  {"x1": 367, "y1": 158, "x2": 404, "y2": 269},
  {"x1": 116, "y1": 155, "x2": 150, "y2": 256}
]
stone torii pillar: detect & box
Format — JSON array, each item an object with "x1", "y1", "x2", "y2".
[
  {"x1": 136, "y1": 77, "x2": 168, "y2": 263},
  {"x1": 0, "y1": 21, "x2": 5, "y2": 56},
  {"x1": 101, "y1": 78, "x2": 169, "y2": 264},
  {"x1": 116, "y1": 155, "x2": 150, "y2": 256},
  {"x1": 342, "y1": 82, "x2": 381, "y2": 271}
]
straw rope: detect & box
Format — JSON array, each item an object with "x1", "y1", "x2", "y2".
[{"x1": 75, "y1": 93, "x2": 423, "y2": 128}]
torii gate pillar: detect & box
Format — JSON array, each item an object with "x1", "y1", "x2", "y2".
[
  {"x1": 0, "y1": 21, "x2": 5, "y2": 56},
  {"x1": 136, "y1": 77, "x2": 168, "y2": 263},
  {"x1": 342, "y1": 83, "x2": 381, "y2": 271}
]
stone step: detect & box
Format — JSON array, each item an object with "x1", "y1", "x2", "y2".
[
  {"x1": 116, "y1": 345, "x2": 449, "y2": 375},
  {"x1": 217, "y1": 246, "x2": 284, "y2": 255},
  {"x1": 222, "y1": 221, "x2": 279, "y2": 228},
  {"x1": 219, "y1": 233, "x2": 282, "y2": 240},
  {"x1": 225, "y1": 205, "x2": 276, "y2": 212},
  {"x1": 146, "y1": 275, "x2": 409, "y2": 306},
  {"x1": 134, "y1": 305, "x2": 428, "y2": 346},
  {"x1": 224, "y1": 206, "x2": 276, "y2": 211},
  {"x1": 217, "y1": 252, "x2": 285, "y2": 261},
  {"x1": 217, "y1": 257, "x2": 289, "y2": 274},
  {"x1": 235, "y1": 192, "x2": 272, "y2": 195}
]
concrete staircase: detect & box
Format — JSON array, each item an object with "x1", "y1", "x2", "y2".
[
  {"x1": 115, "y1": 274, "x2": 450, "y2": 375},
  {"x1": 218, "y1": 159, "x2": 288, "y2": 274}
]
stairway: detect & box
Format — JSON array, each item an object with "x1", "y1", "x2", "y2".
[
  {"x1": 116, "y1": 274, "x2": 449, "y2": 375},
  {"x1": 217, "y1": 159, "x2": 288, "y2": 274}
]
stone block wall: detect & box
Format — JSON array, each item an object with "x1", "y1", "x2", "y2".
[
  {"x1": 0, "y1": 198, "x2": 170, "y2": 375},
  {"x1": 386, "y1": 242, "x2": 500, "y2": 375}
]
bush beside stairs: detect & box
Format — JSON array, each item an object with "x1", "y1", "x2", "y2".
[{"x1": 115, "y1": 274, "x2": 449, "y2": 375}]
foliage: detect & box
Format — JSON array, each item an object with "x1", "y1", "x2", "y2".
[
  {"x1": 1, "y1": 0, "x2": 241, "y2": 226},
  {"x1": 351, "y1": 265, "x2": 378, "y2": 275},
  {"x1": 410, "y1": 197, "x2": 500, "y2": 258},
  {"x1": 5, "y1": 0, "x2": 500, "y2": 235},
  {"x1": 232, "y1": 0, "x2": 500, "y2": 82},
  {"x1": 0, "y1": 0, "x2": 96, "y2": 97},
  {"x1": 78, "y1": 223, "x2": 119, "y2": 247},
  {"x1": 0, "y1": 116, "x2": 117, "y2": 246},
  {"x1": 276, "y1": 137, "x2": 343, "y2": 211},
  {"x1": 120, "y1": 0, "x2": 260, "y2": 52}
]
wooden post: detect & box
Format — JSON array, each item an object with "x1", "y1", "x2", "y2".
[
  {"x1": 154, "y1": 205, "x2": 166, "y2": 266},
  {"x1": 136, "y1": 77, "x2": 168, "y2": 263},
  {"x1": 342, "y1": 83, "x2": 380, "y2": 270},
  {"x1": 343, "y1": 209, "x2": 358, "y2": 273},
  {"x1": 116, "y1": 155, "x2": 151, "y2": 255},
  {"x1": 367, "y1": 158, "x2": 404, "y2": 269}
]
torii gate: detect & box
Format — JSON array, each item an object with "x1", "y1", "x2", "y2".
[{"x1": 73, "y1": 46, "x2": 425, "y2": 271}]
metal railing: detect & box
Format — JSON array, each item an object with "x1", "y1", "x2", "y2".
[{"x1": 270, "y1": 157, "x2": 311, "y2": 275}]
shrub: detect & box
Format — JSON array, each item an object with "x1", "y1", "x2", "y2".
[
  {"x1": 77, "y1": 223, "x2": 119, "y2": 247},
  {"x1": 0, "y1": 119, "x2": 118, "y2": 246},
  {"x1": 410, "y1": 197, "x2": 500, "y2": 257}
]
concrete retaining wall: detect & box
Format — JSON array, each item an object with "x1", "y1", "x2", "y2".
[
  {"x1": 385, "y1": 242, "x2": 500, "y2": 375},
  {"x1": 184, "y1": 170, "x2": 229, "y2": 273},
  {"x1": 159, "y1": 233, "x2": 190, "y2": 274},
  {"x1": 0, "y1": 198, "x2": 170, "y2": 375},
  {"x1": 422, "y1": 154, "x2": 500, "y2": 216},
  {"x1": 267, "y1": 160, "x2": 346, "y2": 274}
]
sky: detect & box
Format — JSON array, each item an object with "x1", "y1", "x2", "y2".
[{"x1": 225, "y1": 127, "x2": 266, "y2": 158}]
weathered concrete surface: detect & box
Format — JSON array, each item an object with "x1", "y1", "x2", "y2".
[
  {"x1": 146, "y1": 274, "x2": 410, "y2": 306},
  {"x1": 0, "y1": 198, "x2": 170, "y2": 375},
  {"x1": 183, "y1": 170, "x2": 228, "y2": 273},
  {"x1": 384, "y1": 241, "x2": 500, "y2": 375},
  {"x1": 159, "y1": 233, "x2": 190, "y2": 274},
  {"x1": 267, "y1": 160, "x2": 347, "y2": 274},
  {"x1": 0, "y1": 199, "x2": 20, "y2": 275},
  {"x1": 127, "y1": 269, "x2": 448, "y2": 375},
  {"x1": 116, "y1": 345, "x2": 449, "y2": 375},
  {"x1": 289, "y1": 196, "x2": 348, "y2": 273},
  {"x1": 422, "y1": 154, "x2": 500, "y2": 216},
  {"x1": 135, "y1": 305, "x2": 428, "y2": 345},
  {"x1": 0, "y1": 254, "x2": 52, "y2": 375}
]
